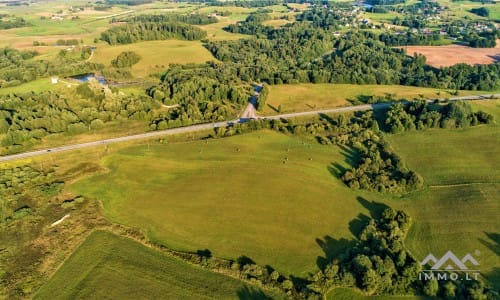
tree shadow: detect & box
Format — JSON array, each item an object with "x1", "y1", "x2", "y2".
[
  {"x1": 237, "y1": 286, "x2": 272, "y2": 300},
  {"x1": 267, "y1": 103, "x2": 279, "y2": 113},
  {"x1": 327, "y1": 144, "x2": 359, "y2": 178},
  {"x1": 237, "y1": 255, "x2": 255, "y2": 266},
  {"x1": 346, "y1": 95, "x2": 372, "y2": 105},
  {"x1": 318, "y1": 113, "x2": 337, "y2": 127},
  {"x1": 487, "y1": 54, "x2": 500, "y2": 63},
  {"x1": 196, "y1": 249, "x2": 212, "y2": 259},
  {"x1": 479, "y1": 232, "x2": 500, "y2": 289},
  {"x1": 348, "y1": 213, "x2": 371, "y2": 238},
  {"x1": 356, "y1": 196, "x2": 390, "y2": 219},
  {"x1": 316, "y1": 235, "x2": 357, "y2": 270}
]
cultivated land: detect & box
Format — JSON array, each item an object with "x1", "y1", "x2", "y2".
[
  {"x1": 89, "y1": 40, "x2": 216, "y2": 77},
  {"x1": 264, "y1": 83, "x2": 497, "y2": 115},
  {"x1": 405, "y1": 43, "x2": 500, "y2": 67},
  {"x1": 35, "y1": 230, "x2": 283, "y2": 300}
]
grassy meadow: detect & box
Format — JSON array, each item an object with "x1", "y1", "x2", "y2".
[
  {"x1": 327, "y1": 288, "x2": 426, "y2": 300},
  {"x1": 71, "y1": 130, "x2": 370, "y2": 276},
  {"x1": 264, "y1": 83, "x2": 496, "y2": 115},
  {"x1": 386, "y1": 105, "x2": 500, "y2": 288},
  {"x1": 34, "y1": 230, "x2": 282, "y2": 300},
  {"x1": 89, "y1": 40, "x2": 216, "y2": 77},
  {"x1": 68, "y1": 101, "x2": 500, "y2": 287}
]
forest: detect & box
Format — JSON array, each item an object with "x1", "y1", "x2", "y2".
[
  {"x1": 121, "y1": 13, "x2": 218, "y2": 25},
  {"x1": 100, "y1": 22, "x2": 207, "y2": 45},
  {"x1": 0, "y1": 81, "x2": 160, "y2": 153}
]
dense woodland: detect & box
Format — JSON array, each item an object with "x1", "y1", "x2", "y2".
[
  {"x1": 147, "y1": 63, "x2": 251, "y2": 129},
  {"x1": 122, "y1": 13, "x2": 218, "y2": 25},
  {"x1": 0, "y1": 82, "x2": 160, "y2": 153},
  {"x1": 384, "y1": 100, "x2": 494, "y2": 132},
  {"x1": 100, "y1": 22, "x2": 207, "y2": 45},
  {"x1": 207, "y1": 24, "x2": 499, "y2": 90}
]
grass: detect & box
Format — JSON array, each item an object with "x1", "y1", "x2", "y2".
[
  {"x1": 264, "y1": 83, "x2": 495, "y2": 115},
  {"x1": 0, "y1": 78, "x2": 64, "y2": 95},
  {"x1": 197, "y1": 17, "x2": 249, "y2": 41},
  {"x1": 386, "y1": 103, "x2": 500, "y2": 289},
  {"x1": 69, "y1": 103, "x2": 500, "y2": 288},
  {"x1": 327, "y1": 288, "x2": 426, "y2": 300},
  {"x1": 34, "y1": 230, "x2": 282, "y2": 300},
  {"x1": 262, "y1": 18, "x2": 293, "y2": 28},
  {"x1": 71, "y1": 130, "x2": 376, "y2": 276},
  {"x1": 387, "y1": 126, "x2": 499, "y2": 185},
  {"x1": 89, "y1": 40, "x2": 216, "y2": 77}
]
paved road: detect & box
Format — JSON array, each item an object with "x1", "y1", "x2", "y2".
[{"x1": 0, "y1": 94, "x2": 497, "y2": 163}]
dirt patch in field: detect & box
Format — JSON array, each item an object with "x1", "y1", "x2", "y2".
[{"x1": 405, "y1": 42, "x2": 500, "y2": 67}]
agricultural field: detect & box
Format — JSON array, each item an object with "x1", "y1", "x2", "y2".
[
  {"x1": 70, "y1": 130, "x2": 366, "y2": 276},
  {"x1": 405, "y1": 43, "x2": 500, "y2": 67},
  {"x1": 263, "y1": 83, "x2": 496, "y2": 115},
  {"x1": 89, "y1": 40, "x2": 216, "y2": 77},
  {"x1": 35, "y1": 230, "x2": 282, "y2": 300}
]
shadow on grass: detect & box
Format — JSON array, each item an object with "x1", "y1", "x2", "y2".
[
  {"x1": 196, "y1": 249, "x2": 212, "y2": 259},
  {"x1": 348, "y1": 213, "x2": 371, "y2": 238},
  {"x1": 315, "y1": 197, "x2": 390, "y2": 271},
  {"x1": 318, "y1": 113, "x2": 337, "y2": 127},
  {"x1": 237, "y1": 286, "x2": 273, "y2": 300},
  {"x1": 480, "y1": 232, "x2": 500, "y2": 289},
  {"x1": 267, "y1": 103, "x2": 279, "y2": 113},
  {"x1": 327, "y1": 144, "x2": 359, "y2": 178},
  {"x1": 356, "y1": 196, "x2": 390, "y2": 219},
  {"x1": 316, "y1": 235, "x2": 357, "y2": 270}
]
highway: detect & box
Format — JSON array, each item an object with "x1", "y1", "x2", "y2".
[{"x1": 0, "y1": 94, "x2": 497, "y2": 163}]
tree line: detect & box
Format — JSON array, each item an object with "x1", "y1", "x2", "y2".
[
  {"x1": 120, "y1": 13, "x2": 218, "y2": 25},
  {"x1": 100, "y1": 22, "x2": 207, "y2": 45},
  {"x1": 384, "y1": 100, "x2": 494, "y2": 133}
]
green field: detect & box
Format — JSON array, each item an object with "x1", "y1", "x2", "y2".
[
  {"x1": 197, "y1": 18, "x2": 250, "y2": 41},
  {"x1": 71, "y1": 130, "x2": 369, "y2": 276},
  {"x1": 264, "y1": 83, "x2": 496, "y2": 115},
  {"x1": 70, "y1": 103, "x2": 500, "y2": 287},
  {"x1": 327, "y1": 288, "x2": 426, "y2": 300},
  {"x1": 35, "y1": 230, "x2": 281, "y2": 300},
  {"x1": 386, "y1": 115, "x2": 500, "y2": 288},
  {"x1": 0, "y1": 78, "x2": 66, "y2": 95},
  {"x1": 89, "y1": 40, "x2": 217, "y2": 77}
]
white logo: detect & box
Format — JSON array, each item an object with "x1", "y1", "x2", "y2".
[
  {"x1": 421, "y1": 250, "x2": 479, "y2": 271},
  {"x1": 419, "y1": 250, "x2": 481, "y2": 281}
]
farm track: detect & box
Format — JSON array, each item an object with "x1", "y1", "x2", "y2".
[{"x1": 0, "y1": 94, "x2": 498, "y2": 163}]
